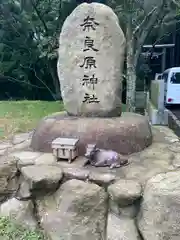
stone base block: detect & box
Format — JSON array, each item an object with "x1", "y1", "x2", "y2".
[
  {"x1": 146, "y1": 101, "x2": 168, "y2": 125},
  {"x1": 30, "y1": 112, "x2": 152, "y2": 155}
]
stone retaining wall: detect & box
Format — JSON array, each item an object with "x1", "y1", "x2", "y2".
[
  {"x1": 0, "y1": 126, "x2": 180, "y2": 239},
  {"x1": 168, "y1": 110, "x2": 180, "y2": 137}
]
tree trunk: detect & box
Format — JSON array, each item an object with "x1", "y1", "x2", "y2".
[
  {"x1": 126, "y1": 15, "x2": 136, "y2": 112},
  {"x1": 49, "y1": 61, "x2": 61, "y2": 100}
]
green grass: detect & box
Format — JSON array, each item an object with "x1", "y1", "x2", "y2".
[
  {"x1": 0, "y1": 100, "x2": 64, "y2": 139},
  {"x1": 0, "y1": 217, "x2": 45, "y2": 240},
  {"x1": 121, "y1": 104, "x2": 126, "y2": 112},
  {"x1": 0, "y1": 100, "x2": 126, "y2": 139}
]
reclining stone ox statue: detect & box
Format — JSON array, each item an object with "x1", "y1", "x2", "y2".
[{"x1": 83, "y1": 144, "x2": 129, "y2": 169}]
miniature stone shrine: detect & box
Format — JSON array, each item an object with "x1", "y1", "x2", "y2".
[{"x1": 52, "y1": 137, "x2": 79, "y2": 163}]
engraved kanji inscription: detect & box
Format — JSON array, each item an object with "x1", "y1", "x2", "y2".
[
  {"x1": 82, "y1": 93, "x2": 100, "y2": 103},
  {"x1": 80, "y1": 16, "x2": 99, "y2": 32},
  {"x1": 81, "y1": 74, "x2": 98, "y2": 90},
  {"x1": 79, "y1": 56, "x2": 97, "y2": 69},
  {"x1": 83, "y1": 36, "x2": 99, "y2": 52}
]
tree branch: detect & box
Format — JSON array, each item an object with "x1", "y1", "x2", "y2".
[
  {"x1": 134, "y1": 0, "x2": 169, "y2": 68},
  {"x1": 55, "y1": 0, "x2": 62, "y2": 31},
  {"x1": 30, "y1": 0, "x2": 49, "y2": 34},
  {"x1": 133, "y1": 6, "x2": 158, "y2": 36},
  {"x1": 0, "y1": 74, "x2": 47, "y2": 89},
  {"x1": 21, "y1": 65, "x2": 56, "y2": 98},
  {"x1": 172, "y1": 0, "x2": 180, "y2": 7}
]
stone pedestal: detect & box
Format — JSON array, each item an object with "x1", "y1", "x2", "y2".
[{"x1": 30, "y1": 112, "x2": 152, "y2": 155}]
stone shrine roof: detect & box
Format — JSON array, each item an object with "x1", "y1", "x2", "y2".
[{"x1": 52, "y1": 137, "x2": 79, "y2": 146}]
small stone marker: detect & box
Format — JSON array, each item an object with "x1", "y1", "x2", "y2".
[
  {"x1": 57, "y1": 2, "x2": 126, "y2": 117},
  {"x1": 51, "y1": 137, "x2": 79, "y2": 163}
]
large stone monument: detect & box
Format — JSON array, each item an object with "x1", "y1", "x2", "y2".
[
  {"x1": 57, "y1": 3, "x2": 125, "y2": 117},
  {"x1": 30, "y1": 3, "x2": 152, "y2": 155}
]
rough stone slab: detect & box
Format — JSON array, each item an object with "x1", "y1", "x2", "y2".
[
  {"x1": 109, "y1": 201, "x2": 139, "y2": 218},
  {"x1": 168, "y1": 142, "x2": 180, "y2": 153},
  {"x1": 34, "y1": 153, "x2": 56, "y2": 165},
  {"x1": 108, "y1": 179, "x2": 142, "y2": 206},
  {"x1": 11, "y1": 151, "x2": 42, "y2": 161},
  {"x1": 11, "y1": 151, "x2": 42, "y2": 169},
  {"x1": 107, "y1": 214, "x2": 141, "y2": 240},
  {"x1": 12, "y1": 132, "x2": 33, "y2": 145},
  {"x1": 16, "y1": 180, "x2": 32, "y2": 200},
  {"x1": 0, "y1": 155, "x2": 19, "y2": 199},
  {"x1": 62, "y1": 167, "x2": 116, "y2": 186},
  {"x1": 121, "y1": 142, "x2": 178, "y2": 187},
  {"x1": 63, "y1": 167, "x2": 90, "y2": 181},
  {"x1": 134, "y1": 142, "x2": 175, "y2": 163},
  {"x1": 30, "y1": 112, "x2": 152, "y2": 155},
  {"x1": 37, "y1": 179, "x2": 108, "y2": 240},
  {"x1": 21, "y1": 165, "x2": 63, "y2": 192},
  {"x1": 138, "y1": 170, "x2": 180, "y2": 240},
  {"x1": 57, "y1": 2, "x2": 125, "y2": 117},
  {"x1": 56, "y1": 156, "x2": 86, "y2": 168},
  {"x1": 16, "y1": 152, "x2": 57, "y2": 169},
  {"x1": 152, "y1": 125, "x2": 180, "y2": 144},
  {"x1": 0, "y1": 142, "x2": 12, "y2": 150},
  {"x1": 166, "y1": 143, "x2": 180, "y2": 168},
  {"x1": 15, "y1": 139, "x2": 178, "y2": 192},
  {"x1": 0, "y1": 198, "x2": 37, "y2": 230},
  {"x1": 89, "y1": 172, "x2": 116, "y2": 187},
  {"x1": 172, "y1": 154, "x2": 180, "y2": 168},
  {"x1": 15, "y1": 124, "x2": 178, "y2": 191},
  {"x1": 0, "y1": 149, "x2": 8, "y2": 156},
  {"x1": 11, "y1": 139, "x2": 31, "y2": 151},
  {"x1": 167, "y1": 110, "x2": 180, "y2": 139},
  {"x1": 0, "y1": 142, "x2": 12, "y2": 156}
]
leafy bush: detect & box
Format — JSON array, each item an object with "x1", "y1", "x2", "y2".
[{"x1": 0, "y1": 217, "x2": 45, "y2": 240}]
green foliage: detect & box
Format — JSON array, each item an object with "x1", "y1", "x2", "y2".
[
  {"x1": 0, "y1": 216, "x2": 45, "y2": 240},
  {"x1": 108, "y1": 0, "x2": 144, "y2": 30},
  {"x1": 0, "y1": 100, "x2": 64, "y2": 118},
  {"x1": 0, "y1": 0, "x2": 179, "y2": 101},
  {"x1": 0, "y1": 0, "x2": 77, "y2": 100},
  {"x1": 0, "y1": 100, "x2": 64, "y2": 138}
]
